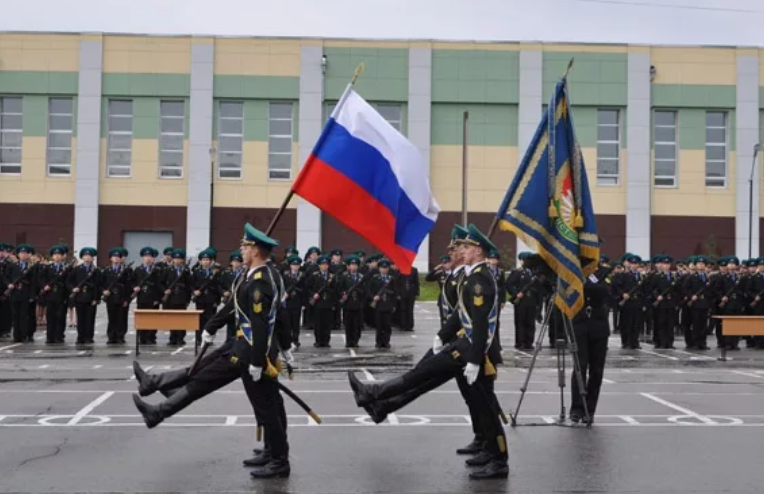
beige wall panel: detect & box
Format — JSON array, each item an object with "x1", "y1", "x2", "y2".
[
  {"x1": 99, "y1": 139, "x2": 188, "y2": 206},
  {"x1": 581, "y1": 147, "x2": 626, "y2": 215},
  {"x1": 0, "y1": 137, "x2": 75, "y2": 204},
  {"x1": 542, "y1": 44, "x2": 627, "y2": 53},
  {"x1": 0, "y1": 34, "x2": 79, "y2": 72},
  {"x1": 103, "y1": 36, "x2": 191, "y2": 74}
]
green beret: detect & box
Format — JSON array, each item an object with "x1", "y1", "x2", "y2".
[
  {"x1": 15, "y1": 244, "x2": 34, "y2": 255},
  {"x1": 463, "y1": 225, "x2": 497, "y2": 253},
  {"x1": 307, "y1": 246, "x2": 321, "y2": 256},
  {"x1": 172, "y1": 248, "x2": 186, "y2": 259},
  {"x1": 197, "y1": 249, "x2": 214, "y2": 260},
  {"x1": 49, "y1": 244, "x2": 66, "y2": 256},
  {"x1": 79, "y1": 247, "x2": 97, "y2": 258},
  {"x1": 140, "y1": 246, "x2": 156, "y2": 257},
  {"x1": 287, "y1": 254, "x2": 301, "y2": 265},
  {"x1": 317, "y1": 255, "x2": 330, "y2": 265},
  {"x1": 345, "y1": 255, "x2": 360, "y2": 265},
  {"x1": 163, "y1": 246, "x2": 175, "y2": 256},
  {"x1": 229, "y1": 251, "x2": 243, "y2": 262},
  {"x1": 378, "y1": 258, "x2": 391, "y2": 268}
]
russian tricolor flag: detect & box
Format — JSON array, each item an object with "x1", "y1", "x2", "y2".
[{"x1": 292, "y1": 85, "x2": 440, "y2": 275}]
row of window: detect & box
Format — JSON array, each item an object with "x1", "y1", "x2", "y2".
[
  {"x1": 0, "y1": 96, "x2": 737, "y2": 189},
  {"x1": 596, "y1": 109, "x2": 729, "y2": 188}
]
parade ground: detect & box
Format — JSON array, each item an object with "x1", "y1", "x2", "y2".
[{"x1": 2, "y1": 302, "x2": 764, "y2": 494}]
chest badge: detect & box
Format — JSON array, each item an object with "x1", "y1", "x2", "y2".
[{"x1": 474, "y1": 295, "x2": 484, "y2": 307}]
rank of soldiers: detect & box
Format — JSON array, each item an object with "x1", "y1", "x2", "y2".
[{"x1": 0, "y1": 241, "x2": 422, "y2": 349}]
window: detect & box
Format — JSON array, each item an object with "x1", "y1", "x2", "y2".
[
  {"x1": 325, "y1": 102, "x2": 403, "y2": 131},
  {"x1": 159, "y1": 100, "x2": 185, "y2": 178},
  {"x1": 217, "y1": 101, "x2": 243, "y2": 179},
  {"x1": 107, "y1": 99, "x2": 133, "y2": 177},
  {"x1": 705, "y1": 111, "x2": 727, "y2": 188},
  {"x1": 0, "y1": 97, "x2": 23, "y2": 175},
  {"x1": 47, "y1": 97, "x2": 73, "y2": 176},
  {"x1": 268, "y1": 102, "x2": 293, "y2": 181},
  {"x1": 653, "y1": 110, "x2": 677, "y2": 188},
  {"x1": 596, "y1": 109, "x2": 620, "y2": 186}
]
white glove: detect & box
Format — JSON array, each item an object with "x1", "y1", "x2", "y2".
[
  {"x1": 463, "y1": 363, "x2": 480, "y2": 386},
  {"x1": 280, "y1": 349, "x2": 295, "y2": 365},
  {"x1": 432, "y1": 335, "x2": 444, "y2": 354},
  {"x1": 201, "y1": 330, "x2": 215, "y2": 344},
  {"x1": 248, "y1": 365, "x2": 262, "y2": 382}
]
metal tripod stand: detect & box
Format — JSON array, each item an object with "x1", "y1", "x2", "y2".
[{"x1": 508, "y1": 298, "x2": 592, "y2": 428}]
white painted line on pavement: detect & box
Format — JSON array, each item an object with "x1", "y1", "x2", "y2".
[
  {"x1": 638, "y1": 349, "x2": 679, "y2": 361},
  {"x1": 225, "y1": 416, "x2": 238, "y2": 425},
  {"x1": 67, "y1": 391, "x2": 115, "y2": 425},
  {"x1": 387, "y1": 414, "x2": 400, "y2": 425},
  {"x1": 33, "y1": 350, "x2": 42, "y2": 354},
  {"x1": 619, "y1": 416, "x2": 639, "y2": 425},
  {"x1": 640, "y1": 392, "x2": 715, "y2": 425},
  {"x1": 77, "y1": 351, "x2": 86, "y2": 355},
  {"x1": 0, "y1": 343, "x2": 22, "y2": 352},
  {"x1": 731, "y1": 370, "x2": 764, "y2": 380},
  {"x1": 361, "y1": 368, "x2": 376, "y2": 381},
  {"x1": 171, "y1": 347, "x2": 184, "y2": 355},
  {"x1": 124, "y1": 350, "x2": 132, "y2": 355},
  {"x1": 38, "y1": 365, "x2": 49, "y2": 369},
  {"x1": 92, "y1": 365, "x2": 102, "y2": 369},
  {"x1": 672, "y1": 349, "x2": 715, "y2": 361},
  {"x1": 349, "y1": 348, "x2": 357, "y2": 357},
  {"x1": 602, "y1": 378, "x2": 616, "y2": 384},
  {"x1": 514, "y1": 349, "x2": 533, "y2": 357}
]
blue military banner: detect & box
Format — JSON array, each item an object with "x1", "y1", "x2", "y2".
[{"x1": 495, "y1": 73, "x2": 599, "y2": 319}]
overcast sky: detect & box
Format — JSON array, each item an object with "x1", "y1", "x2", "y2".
[{"x1": 3, "y1": 0, "x2": 764, "y2": 47}]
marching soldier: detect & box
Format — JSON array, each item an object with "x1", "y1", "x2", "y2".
[
  {"x1": 613, "y1": 254, "x2": 646, "y2": 349},
  {"x1": 133, "y1": 223, "x2": 292, "y2": 479},
  {"x1": 307, "y1": 255, "x2": 336, "y2": 347},
  {"x1": 368, "y1": 259, "x2": 397, "y2": 349},
  {"x1": 647, "y1": 255, "x2": 680, "y2": 349},
  {"x1": 340, "y1": 255, "x2": 365, "y2": 347},
  {"x1": 102, "y1": 247, "x2": 132, "y2": 345},
  {"x1": 348, "y1": 224, "x2": 508, "y2": 480},
  {"x1": 40, "y1": 245, "x2": 72, "y2": 344},
  {"x1": 193, "y1": 249, "x2": 222, "y2": 346},
  {"x1": 0, "y1": 243, "x2": 13, "y2": 338},
  {"x1": 681, "y1": 255, "x2": 712, "y2": 350},
  {"x1": 4, "y1": 244, "x2": 39, "y2": 343},
  {"x1": 132, "y1": 247, "x2": 163, "y2": 345},
  {"x1": 282, "y1": 255, "x2": 304, "y2": 346},
  {"x1": 394, "y1": 261, "x2": 419, "y2": 332},
  {"x1": 221, "y1": 251, "x2": 246, "y2": 340},
  {"x1": 162, "y1": 249, "x2": 194, "y2": 346},
  {"x1": 67, "y1": 248, "x2": 100, "y2": 345},
  {"x1": 426, "y1": 254, "x2": 452, "y2": 327}
]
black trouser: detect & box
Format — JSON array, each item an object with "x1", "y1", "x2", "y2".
[
  {"x1": 619, "y1": 305, "x2": 642, "y2": 348},
  {"x1": 570, "y1": 318, "x2": 609, "y2": 417},
  {"x1": 303, "y1": 305, "x2": 314, "y2": 329},
  {"x1": 195, "y1": 304, "x2": 216, "y2": 345},
  {"x1": 680, "y1": 306, "x2": 692, "y2": 346},
  {"x1": 45, "y1": 301, "x2": 67, "y2": 343},
  {"x1": 164, "y1": 302, "x2": 187, "y2": 344},
  {"x1": 514, "y1": 299, "x2": 536, "y2": 348},
  {"x1": 137, "y1": 300, "x2": 157, "y2": 344},
  {"x1": 0, "y1": 298, "x2": 11, "y2": 336},
  {"x1": 343, "y1": 309, "x2": 362, "y2": 347},
  {"x1": 313, "y1": 307, "x2": 333, "y2": 346},
  {"x1": 364, "y1": 304, "x2": 376, "y2": 328},
  {"x1": 399, "y1": 296, "x2": 415, "y2": 331},
  {"x1": 158, "y1": 342, "x2": 289, "y2": 459},
  {"x1": 334, "y1": 303, "x2": 342, "y2": 330},
  {"x1": 548, "y1": 307, "x2": 565, "y2": 347},
  {"x1": 689, "y1": 308, "x2": 709, "y2": 349},
  {"x1": 75, "y1": 302, "x2": 97, "y2": 343},
  {"x1": 375, "y1": 310, "x2": 392, "y2": 347},
  {"x1": 106, "y1": 302, "x2": 129, "y2": 343},
  {"x1": 654, "y1": 307, "x2": 675, "y2": 348},
  {"x1": 11, "y1": 299, "x2": 35, "y2": 342},
  {"x1": 368, "y1": 347, "x2": 506, "y2": 459},
  {"x1": 285, "y1": 308, "x2": 301, "y2": 345}
]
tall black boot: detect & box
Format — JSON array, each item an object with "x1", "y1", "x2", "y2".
[
  {"x1": 133, "y1": 388, "x2": 193, "y2": 429},
  {"x1": 133, "y1": 361, "x2": 189, "y2": 397},
  {"x1": 250, "y1": 456, "x2": 290, "y2": 479},
  {"x1": 348, "y1": 372, "x2": 407, "y2": 406}
]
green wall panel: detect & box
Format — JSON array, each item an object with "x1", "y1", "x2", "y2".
[
  {"x1": 543, "y1": 52, "x2": 627, "y2": 106},
  {"x1": 21, "y1": 95, "x2": 48, "y2": 137},
  {"x1": 431, "y1": 103, "x2": 517, "y2": 146},
  {"x1": 213, "y1": 75, "x2": 299, "y2": 100},
  {"x1": 100, "y1": 97, "x2": 191, "y2": 139},
  {"x1": 212, "y1": 100, "x2": 299, "y2": 142},
  {"x1": 323, "y1": 47, "x2": 408, "y2": 102},
  {"x1": 432, "y1": 50, "x2": 519, "y2": 104},
  {"x1": 652, "y1": 84, "x2": 735, "y2": 109},
  {"x1": 102, "y1": 73, "x2": 191, "y2": 97},
  {"x1": 0, "y1": 71, "x2": 78, "y2": 95},
  {"x1": 651, "y1": 108, "x2": 738, "y2": 151}
]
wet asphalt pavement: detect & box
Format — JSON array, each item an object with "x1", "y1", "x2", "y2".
[{"x1": 1, "y1": 302, "x2": 764, "y2": 493}]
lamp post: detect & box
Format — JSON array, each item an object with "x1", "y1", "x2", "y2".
[{"x1": 749, "y1": 143, "x2": 761, "y2": 259}]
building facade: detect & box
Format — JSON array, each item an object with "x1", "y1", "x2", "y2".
[{"x1": 0, "y1": 33, "x2": 761, "y2": 266}]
